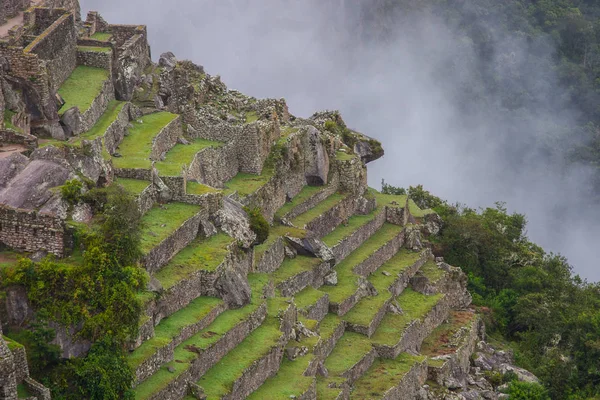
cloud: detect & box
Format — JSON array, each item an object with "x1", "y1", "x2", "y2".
[{"x1": 80, "y1": 0, "x2": 600, "y2": 281}]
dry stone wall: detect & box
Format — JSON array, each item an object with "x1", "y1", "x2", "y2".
[
  {"x1": 187, "y1": 143, "x2": 238, "y2": 187},
  {"x1": 76, "y1": 46, "x2": 113, "y2": 71},
  {"x1": 150, "y1": 115, "x2": 181, "y2": 161},
  {"x1": 102, "y1": 100, "x2": 130, "y2": 155},
  {"x1": 75, "y1": 77, "x2": 114, "y2": 134},
  {"x1": 0, "y1": 205, "x2": 68, "y2": 256},
  {"x1": 331, "y1": 207, "x2": 387, "y2": 262}
]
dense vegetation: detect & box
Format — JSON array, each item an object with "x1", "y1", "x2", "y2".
[
  {"x1": 1, "y1": 185, "x2": 146, "y2": 399},
  {"x1": 382, "y1": 181, "x2": 600, "y2": 399},
  {"x1": 360, "y1": 0, "x2": 600, "y2": 195}
]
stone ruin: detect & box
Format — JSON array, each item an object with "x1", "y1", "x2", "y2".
[{"x1": 0, "y1": 1, "x2": 539, "y2": 399}]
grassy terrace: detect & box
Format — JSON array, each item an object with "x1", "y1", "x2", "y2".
[
  {"x1": 291, "y1": 193, "x2": 346, "y2": 228},
  {"x1": 127, "y1": 296, "x2": 224, "y2": 370},
  {"x1": 248, "y1": 356, "x2": 315, "y2": 400},
  {"x1": 409, "y1": 198, "x2": 434, "y2": 218},
  {"x1": 275, "y1": 185, "x2": 324, "y2": 220},
  {"x1": 91, "y1": 32, "x2": 112, "y2": 41},
  {"x1": 75, "y1": 100, "x2": 125, "y2": 142},
  {"x1": 320, "y1": 224, "x2": 404, "y2": 304},
  {"x1": 139, "y1": 203, "x2": 201, "y2": 254},
  {"x1": 272, "y1": 255, "x2": 322, "y2": 287},
  {"x1": 371, "y1": 289, "x2": 443, "y2": 346},
  {"x1": 134, "y1": 274, "x2": 268, "y2": 400},
  {"x1": 369, "y1": 188, "x2": 408, "y2": 209},
  {"x1": 318, "y1": 314, "x2": 344, "y2": 342},
  {"x1": 352, "y1": 353, "x2": 426, "y2": 399},
  {"x1": 317, "y1": 376, "x2": 346, "y2": 400},
  {"x1": 223, "y1": 169, "x2": 274, "y2": 196},
  {"x1": 253, "y1": 224, "x2": 306, "y2": 263},
  {"x1": 186, "y1": 181, "x2": 220, "y2": 195},
  {"x1": 153, "y1": 233, "x2": 234, "y2": 289},
  {"x1": 336, "y1": 150, "x2": 355, "y2": 161},
  {"x1": 112, "y1": 112, "x2": 178, "y2": 170},
  {"x1": 155, "y1": 138, "x2": 223, "y2": 176},
  {"x1": 322, "y1": 206, "x2": 382, "y2": 247},
  {"x1": 116, "y1": 178, "x2": 149, "y2": 195},
  {"x1": 369, "y1": 250, "x2": 422, "y2": 292},
  {"x1": 58, "y1": 66, "x2": 109, "y2": 115},
  {"x1": 421, "y1": 310, "x2": 476, "y2": 360},
  {"x1": 77, "y1": 45, "x2": 111, "y2": 53},
  {"x1": 324, "y1": 331, "x2": 373, "y2": 376},
  {"x1": 294, "y1": 286, "x2": 327, "y2": 312},
  {"x1": 197, "y1": 317, "x2": 282, "y2": 399},
  {"x1": 419, "y1": 260, "x2": 445, "y2": 283}
]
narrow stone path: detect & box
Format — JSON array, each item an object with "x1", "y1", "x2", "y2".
[{"x1": 0, "y1": 0, "x2": 43, "y2": 38}]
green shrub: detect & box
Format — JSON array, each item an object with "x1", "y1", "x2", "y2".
[
  {"x1": 244, "y1": 207, "x2": 269, "y2": 244},
  {"x1": 505, "y1": 381, "x2": 550, "y2": 400},
  {"x1": 61, "y1": 179, "x2": 83, "y2": 205}
]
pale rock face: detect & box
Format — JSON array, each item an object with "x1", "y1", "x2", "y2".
[
  {"x1": 215, "y1": 197, "x2": 256, "y2": 248},
  {"x1": 303, "y1": 126, "x2": 330, "y2": 186},
  {"x1": 323, "y1": 271, "x2": 338, "y2": 286},
  {"x1": 60, "y1": 107, "x2": 82, "y2": 137},
  {"x1": 72, "y1": 202, "x2": 93, "y2": 223},
  {"x1": 159, "y1": 52, "x2": 177, "y2": 71},
  {"x1": 284, "y1": 235, "x2": 334, "y2": 262},
  {"x1": 214, "y1": 259, "x2": 251, "y2": 308}
]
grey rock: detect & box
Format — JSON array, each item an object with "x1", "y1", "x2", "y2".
[
  {"x1": 159, "y1": 52, "x2": 177, "y2": 71},
  {"x1": 284, "y1": 245, "x2": 297, "y2": 259},
  {"x1": 29, "y1": 250, "x2": 48, "y2": 262},
  {"x1": 405, "y1": 225, "x2": 423, "y2": 250},
  {"x1": 147, "y1": 277, "x2": 163, "y2": 293},
  {"x1": 324, "y1": 271, "x2": 338, "y2": 286},
  {"x1": 304, "y1": 126, "x2": 330, "y2": 185},
  {"x1": 177, "y1": 136, "x2": 190, "y2": 145},
  {"x1": 72, "y1": 202, "x2": 93, "y2": 223},
  {"x1": 284, "y1": 236, "x2": 334, "y2": 262},
  {"x1": 215, "y1": 197, "x2": 256, "y2": 248},
  {"x1": 200, "y1": 219, "x2": 218, "y2": 238},
  {"x1": 316, "y1": 362, "x2": 329, "y2": 378},
  {"x1": 357, "y1": 276, "x2": 378, "y2": 297},
  {"x1": 382, "y1": 270, "x2": 392, "y2": 277},
  {"x1": 60, "y1": 107, "x2": 82, "y2": 137},
  {"x1": 215, "y1": 260, "x2": 251, "y2": 308}
]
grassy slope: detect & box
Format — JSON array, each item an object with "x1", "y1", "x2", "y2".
[
  {"x1": 155, "y1": 138, "x2": 223, "y2": 176},
  {"x1": 116, "y1": 178, "x2": 149, "y2": 195},
  {"x1": 58, "y1": 66, "x2": 109, "y2": 114},
  {"x1": 292, "y1": 193, "x2": 345, "y2": 228},
  {"x1": 223, "y1": 170, "x2": 274, "y2": 196},
  {"x1": 139, "y1": 203, "x2": 201, "y2": 254},
  {"x1": 275, "y1": 185, "x2": 324, "y2": 219},
  {"x1": 76, "y1": 100, "x2": 125, "y2": 142}
]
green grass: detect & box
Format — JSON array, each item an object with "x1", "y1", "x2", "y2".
[
  {"x1": 336, "y1": 150, "x2": 355, "y2": 161},
  {"x1": 17, "y1": 383, "x2": 32, "y2": 398},
  {"x1": 352, "y1": 353, "x2": 426, "y2": 399},
  {"x1": 186, "y1": 181, "x2": 219, "y2": 195},
  {"x1": 223, "y1": 170, "x2": 274, "y2": 196},
  {"x1": 254, "y1": 224, "x2": 306, "y2": 263},
  {"x1": 318, "y1": 314, "x2": 343, "y2": 342},
  {"x1": 58, "y1": 66, "x2": 110, "y2": 115},
  {"x1": 275, "y1": 185, "x2": 325, "y2": 219},
  {"x1": 324, "y1": 331, "x2": 373, "y2": 376},
  {"x1": 248, "y1": 356, "x2": 315, "y2": 399},
  {"x1": 77, "y1": 45, "x2": 111, "y2": 53},
  {"x1": 419, "y1": 260, "x2": 445, "y2": 283},
  {"x1": 3, "y1": 110, "x2": 21, "y2": 132},
  {"x1": 292, "y1": 193, "x2": 345, "y2": 228},
  {"x1": 371, "y1": 289, "x2": 443, "y2": 346},
  {"x1": 127, "y1": 296, "x2": 224, "y2": 369},
  {"x1": 343, "y1": 291, "x2": 390, "y2": 327},
  {"x1": 198, "y1": 317, "x2": 282, "y2": 399},
  {"x1": 409, "y1": 198, "x2": 434, "y2": 217},
  {"x1": 272, "y1": 255, "x2": 322, "y2": 286},
  {"x1": 368, "y1": 250, "x2": 422, "y2": 292},
  {"x1": 76, "y1": 100, "x2": 125, "y2": 142},
  {"x1": 155, "y1": 138, "x2": 223, "y2": 176},
  {"x1": 116, "y1": 178, "x2": 149, "y2": 195},
  {"x1": 0, "y1": 251, "x2": 20, "y2": 269},
  {"x1": 3, "y1": 335, "x2": 24, "y2": 351},
  {"x1": 420, "y1": 310, "x2": 476, "y2": 359},
  {"x1": 112, "y1": 112, "x2": 179, "y2": 170},
  {"x1": 294, "y1": 286, "x2": 327, "y2": 311},
  {"x1": 320, "y1": 224, "x2": 404, "y2": 304},
  {"x1": 139, "y1": 203, "x2": 201, "y2": 254},
  {"x1": 369, "y1": 188, "x2": 408, "y2": 210},
  {"x1": 91, "y1": 32, "x2": 112, "y2": 41},
  {"x1": 154, "y1": 233, "x2": 234, "y2": 289},
  {"x1": 322, "y1": 207, "x2": 381, "y2": 247},
  {"x1": 317, "y1": 376, "x2": 346, "y2": 400}
]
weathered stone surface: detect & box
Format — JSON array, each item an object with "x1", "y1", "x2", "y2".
[
  {"x1": 215, "y1": 197, "x2": 256, "y2": 248},
  {"x1": 285, "y1": 236, "x2": 334, "y2": 262},
  {"x1": 159, "y1": 52, "x2": 177, "y2": 71},
  {"x1": 303, "y1": 126, "x2": 330, "y2": 185},
  {"x1": 215, "y1": 258, "x2": 251, "y2": 308}
]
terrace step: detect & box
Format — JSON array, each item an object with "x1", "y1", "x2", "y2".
[
  {"x1": 371, "y1": 289, "x2": 449, "y2": 359},
  {"x1": 58, "y1": 65, "x2": 113, "y2": 135},
  {"x1": 72, "y1": 99, "x2": 128, "y2": 153},
  {"x1": 420, "y1": 311, "x2": 481, "y2": 387},
  {"x1": 294, "y1": 286, "x2": 329, "y2": 322},
  {"x1": 155, "y1": 137, "x2": 223, "y2": 177},
  {"x1": 138, "y1": 202, "x2": 203, "y2": 273},
  {"x1": 342, "y1": 250, "x2": 427, "y2": 337},
  {"x1": 275, "y1": 184, "x2": 336, "y2": 222},
  {"x1": 351, "y1": 353, "x2": 428, "y2": 399},
  {"x1": 319, "y1": 223, "x2": 404, "y2": 316},
  {"x1": 322, "y1": 204, "x2": 387, "y2": 262},
  {"x1": 322, "y1": 331, "x2": 377, "y2": 387},
  {"x1": 290, "y1": 192, "x2": 357, "y2": 238},
  {"x1": 247, "y1": 354, "x2": 316, "y2": 400},
  {"x1": 196, "y1": 316, "x2": 286, "y2": 400},
  {"x1": 133, "y1": 275, "x2": 270, "y2": 400},
  {"x1": 253, "y1": 225, "x2": 306, "y2": 273},
  {"x1": 272, "y1": 255, "x2": 330, "y2": 297},
  {"x1": 113, "y1": 111, "x2": 180, "y2": 178},
  {"x1": 128, "y1": 296, "x2": 226, "y2": 385}
]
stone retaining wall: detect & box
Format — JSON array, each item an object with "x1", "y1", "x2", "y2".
[
  {"x1": 103, "y1": 101, "x2": 131, "y2": 155},
  {"x1": 255, "y1": 236, "x2": 285, "y2": 273},
  {"x1": 280, "y1": 184, "x2": 337, "y2": 222},
  {"x1": 313, "y1": 319, "x2": 345, "y2": 359},
  {"x1": 0, "y1": 129, "x2": 37, "y2": 151},
  {"x1": 341, "y1": 348, "x2": 377, "y2": 385},
  {"x1": 141, "y1": 211, "x2": 203, "y2": 273},
  {"x1": 381, "y1": 360, "x2": 428, "y2": 400},
  {"x1": 375, "y1": 294, "x2": 450, "y2": 359},
  {"x1": 114, "y1": 167, "x2": 152, "y2": 180},
  {"x1": 346, "y1": 298, "x2": 391, "y2": 338},
  {"x1": 76, "y1": 46, "x2": 113, "y2": 71},
  {"x1": 388, "y1": 254, "x2": 428, "y2": 297},
  {"x1": 331, "y1": 207, "x2": 386, "y2": 262},
  {"x1": 150, "y1": 115, "x2": 181, "y2": 161},
  {"x1": 353, "y1": 229, "x2": 405, "y2": 277},
  {"x1": 23, "y1": 376, "x2": 51, "y2": 400},
  {"x1": 305, "y1": 195, "x2": 359, "y2": 238},
  {"x1": 11, "y1": 346, "x2": 28, "y2": 382},
  {"x1": 160, "y1": 177, "x2": 222, "y2": 214},
  {"x1": 302, "y1": 293, "x2": 329, "y2": 322},
  {"x1": 77, "y1": 78, "x2": 115, "y2": 134},
  {"x1": 0, "y1": 205, "x2": 68, "y2": 257},
  {"x1": 187, "y1": 143, "x2": 239, "y2": 188}
]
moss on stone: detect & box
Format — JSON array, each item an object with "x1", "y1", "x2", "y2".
[{"x1": 90, "y1": 32, "x2": 112, "y2": 41}]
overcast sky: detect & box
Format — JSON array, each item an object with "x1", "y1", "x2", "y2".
[{"x1": 81, "y1": 0, "x2": 599, "y2": 281}]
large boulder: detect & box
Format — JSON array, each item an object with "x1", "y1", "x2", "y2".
[
  {"x1": 60, "y1": 107, "x2": 82, "y2": 137},
  {"x1": 215, "y1": 261, "x2": 251, "y2": 308},
  {"x1": 214, "y1": 197, "x2": 256, "y2": 248},
  {"x1": 303, "y1": 126, "x2": 330, "y2": 185}
]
